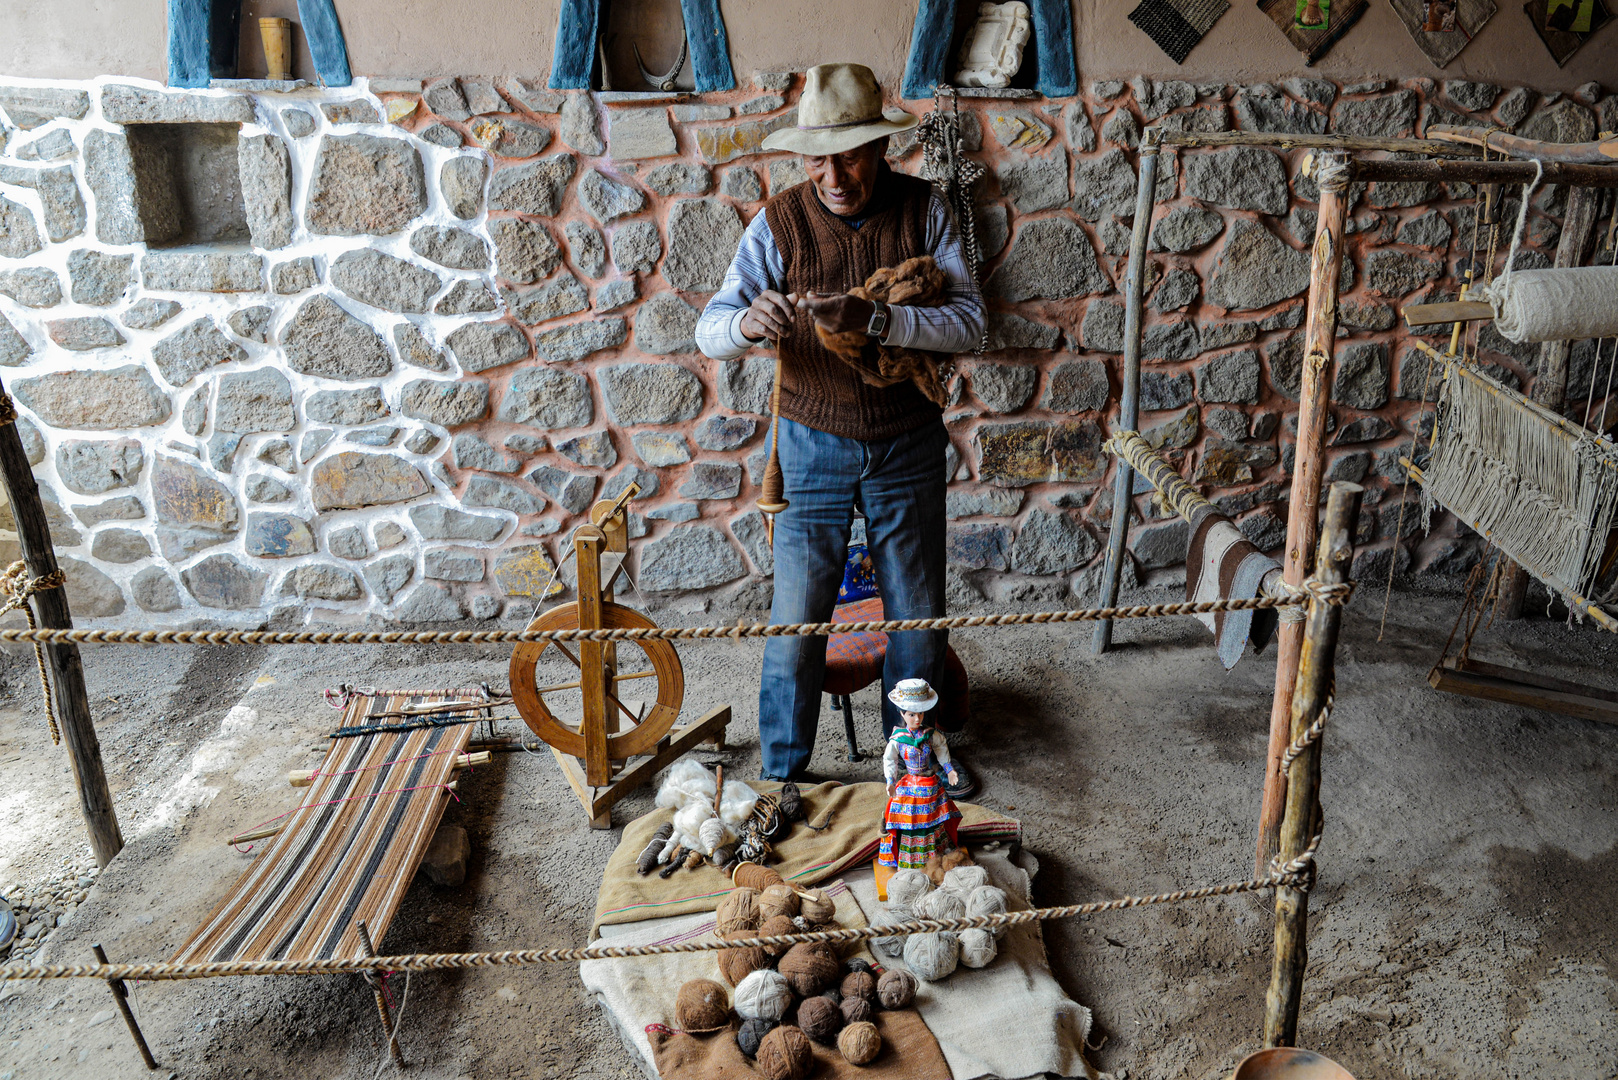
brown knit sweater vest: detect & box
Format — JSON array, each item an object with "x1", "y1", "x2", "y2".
[{"x1": 764, "y1": 170, "x2": 942, "y2": 441}]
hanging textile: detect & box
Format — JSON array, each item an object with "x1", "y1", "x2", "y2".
[
  {"x1": 165, "y1": 0, "x2": 239, "y2": 88},
  {"x1": 296, "y1": 0, "x2": 354, "y2": 86},
  {"x1": 1524, "y1": 0, "x2": 1613, "y2": 65},
  {"x1": 549, "y1": 0, "x2": 736, "y2": 91},
  {"x1": 1255, "y1": 0, "x2": 1368, "y2": 64},
  {"x1": 1127, "y1": 0, "x2": 1232, "y2": 64},
  {"x1": 1387, "y1": 0, "x2": 1497, "y2": 67},
  {"x1": 901, "y1": 0, "x2": 1077, "y2": 98}
]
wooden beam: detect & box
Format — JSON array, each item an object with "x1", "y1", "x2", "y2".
[
  {"x1": 0, "y1": 380, "x2": 122, "y2": 868},
  {"x1": 1429, "y1": 661, "x2": 1618, "y2": 726},
  {"x1": 1402, "y1": 300, "x2": 1493, "y2": 328},
  {"x1": 1154, "y1": 130, "x2": 1482, "y2": 157},
  {"x1": 1350, "y1": 157, "x2": 1618, "y2": 188},
  {"x1": 288, "y1": 751, "x2": 491, "y2": 787},
  {"x1": 1427, "y1": 125, "x2": 1618, "y2": 165}
]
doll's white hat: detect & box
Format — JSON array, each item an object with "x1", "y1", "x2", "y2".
[{"x1": 887, "y1": 678, "x2": 938, "y2": 712}]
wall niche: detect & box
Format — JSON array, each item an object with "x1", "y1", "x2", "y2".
[{"x1": 122, "y1": 123, "x2": 249, "y2": 247}]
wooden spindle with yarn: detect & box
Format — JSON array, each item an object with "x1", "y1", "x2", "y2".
[{"x1": 757, "y1": 354, "x2": 789, "y2": 544}]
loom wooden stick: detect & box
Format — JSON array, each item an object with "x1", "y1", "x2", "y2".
[
  {"x1": 227, "y1": 783, "x2": 459, "y2": 843},
  {"x1": 1152, "y1": 130, "x2": 1482, "y2": 157},
  {"x1": 1401, "y1": 300, "x2": 1493, "y2": 328},
  {"x1": 1426, "y1": 125, "x2": 1618, "y2": 165},
  {"x1": 288, "y1": 752, "x2": 490, "y2": 787}
]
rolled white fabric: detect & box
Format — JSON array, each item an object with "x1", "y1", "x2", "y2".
[{"x1": 1482, "y1": 266, "x2": 1618, "y2": 343}]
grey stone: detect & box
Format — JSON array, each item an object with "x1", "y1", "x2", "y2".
[
  {"x1": 464, "y1": 475, "x2": 543, "y2": 514},
  {"x1": 1332, "y1": 343, "x2": 1389, "y2": 410},
  {"x1": 532, "y1": 317, "x2": 628, "y2": 363},
  {"x1": 0, "y1": 196, "x2": 41, "y2": 258},
  {"x1": 1324, "y1": 450, "x2": 1370, "y2": 484},
  {"x1": 1234, "y1": 89, "x2": 1328, "y2": 135},
  {"x1": 1367, "y1": 174, "x2": 1439, "y2": 208},
  {"x1": 207, "y1": 431, "x2": 244, "y2": 472},
  {"x1": 406, "y1": 430, "x2": 442, "y2": 454},
  {"x1": 972, "y1": 363, "x2": 1038, "y2": 413},
  {"x1": 557, "y1": 91, "x2": 604, "y2": 155},
  {"x1": 246, "y1": 474, "x2": 293, "y2": 503},
  {"x1": 997, "y1": 152, "x2": 1068, "y2": 213},
  {"x1": 679, "y1": 462, "x2": 742, "y2": 500},
  {"x1": 0, "y1": 267, "x2": 60, "y2": 307},
  {"x1": 977, "y1": 202, "x2": 1010, "y2": 258},
  {"x1": 1140, "y1": 371, "x2": 1194, "y2": 412},
  {"x1": 609, "y1": 108, "x2": 678, "y2": 160},
  {"x1": 730, "y1": 510, "x2": 773, "y2": 575},
  {"x1": 1142, "y1": 406, "x2": 1199, "y2": 450},
  {"x1": 226, "y1": 306, "x2": 272, "y2": 343},
  {"x1": 1204, "y1": 408, "x2": 1248, "y2": 441},
  {"x1": 985, "y1": 312, "x2": 1059, "y2": 352},
  {"x1": 151, "y1": 455, "x2": 238, "y2": 540},
  {"x1": 973, "y1": 419, "x2": 1105, "y2": 487},
  {"x1": 529, "y1": 465, "x2": 596, "y2": 513},
  {"x1": 1366, "y1": 250, "x2": 1440, "y2": 297},
  {"x1": 1194, "y1": 349, "x2": 1261, "y2": 404},
  {"x1": 1152, "y1": 268, "x2": 1200, "y2": 312},
  {"x1": 1333, "y1": 416, "x2": 1395, "y2": 444},
  {"x1": 488, "y1": 155, "x2": 575, "y2": 217},
  {"x1": 82, "y1": 130, "x2": 149, "y2": 244},
  {"x1": 600, "y1": 363, "x2": 703, "y2": 424},
  {"x1": 101, "y1": 84, "x2": 251, "y2": 124},
  {"x1": 490, "y1": 218, "x2": 562, "y2": 283},
  {"x1": 1101, "y1": 108, "x2": 1139, "y2": 149},
  {"x1": 602, "y1": 464, "x2": 660, "y2": 501},
  {"x1": 415, "y1": 122, "x2": 461, "y2": 149},
  {"x1": 499, "y1": 367, "x2": 592, "y2": 427},
  {"x1": 1395, "y1": 210, "x2": 1451, "y2": 248},
  {"x1": 305, "y1": 387, "x2": 388, "y2": 427},
  {"x1": 434, "y1": 279, "x2": 499, "y2": 315},
  {"x1": 565, "y1": 221, "x2": 607, "y2": 278},
  {"x1": 243, "y1": 512, "x2": 315, "y2": 557},
  {"x1": 506, "y1": 275, "x2": 588, "y2": 324},
  {"x1": 258, "y1": 439, "x2": 295, "y2": 471},
  {"x1": 236, "y1": 134, "x2": 293, "y2": 249},
  {"x1": 1339, "y1": 301, "x2": 1395, "y2": 332},
  {"x1": 1143, "y1": 320, "x2": 1200, "y2": 362},
  {"x1": 1011, "y1": 508, "x2": 1096, "y2": 574},
  {"x1": 674, "y1": 101, "x2": 732, "y2": 121},
  {"x1": 0, "y1": 163, "x2": 85, "y2": 243},
  {"x1": 346, "y1": 426, "x2": 399, "y2": 447},
  {"x1": 1183, "y1": 146, "x2": 1288, "y2": 214},
  {"x1": 644, "y1": 163, "x2": 712, "y2": 196},
  {"x1": 330, "y1": 250, "x2": 442, "y2": 314},
  {"x1": 595, "y1": 277, "x2": 638, "y2": 311},
  {"x1": 461, "y1": 78, "x2": 508, "y2": 115},
  {"x1": 664, "y1": 200, "x2": 744, "y2": 291},
  {"x1": 1446, "y1": 81, "x2": 1499, "y2": 112},
  {"x1": 401, "y1": 379, "x2": 488, "y2": 427},
  {"x1": 140, "y1": 252, "x2": 264, "y2": 293},
  {"x1": 1495, "y1": 87, "x2": 1533, "y2": 129},
  {"x1": 390, "y1": 581, "x2": 465, "y2": 621},
  {"x1": 579, "y1": 169, "x2": 646, "y2": 224},
  {"x1": 434, "y1": 158, "x2": 486, "y2": 223},
  {"x1": 452, "y1": 433, "x2": 519, "y2": 472},
  {"x1": 0, "y1": 312, "x2": 27, "y2": 368},
  {"x1": 14, "y1": 366, "x2": 169, "y2": 429},
  {"x1": 46, "y1": 317, "x2": 123, "y2": 352},
  {"x1": 1397, "y1": 347, "x2": 1444, "y2": 401},
  {"x1": 1517, "y1": 98, "x2": 1596, "y2": 144},
  {"x1": 130, "y1": 566, "x2": 182, "y2": 612},
  {"x1": 320, "y1": 99, "x2": 380, "y2": 124},
  {"x1": 1152, "y1": 207, "x2": 1223, "y2": 253},
  {"x1": 987, "y1": 217, "x2": 1109, "y2": 301},
  {"x1": 550, "y1": 431, "x2": 615, "y2": 468},
  {"x1": 1133, "y1": 77, "x2": 1195, "y2": 120},
  {"x1": 612, "y1": 220, "x2": 662, "y2": 275},
  {"x1": 311, "y1": 451, "x2": 429, "y2": 509},
  {"x1": 409, "y1": 226, "x2": 490, "y2": 271},
  {"x1": 424, "y1": 549, "x2": 485, "y2": 582},
  {"x1": 638, "y1": 525, "x2": 745, "y2": 590},
  {"x1": 694, "y1": 415, "x2": 756, "y2": 452},
  {"x1": 57, "y1": 557, "x2": 125, "y2": 617},
  {"x1": 443, "y1": 322, "x2": 526, "y2": 374},
  {"x1": 1129, "y1": 518, "x2": 1189, "y2": 570},
  {"x1": 1081, "y1": 299, "x2": 1125, "y2": 352},
  {"x1": 9, "y1": 417, "x2": 41, "y2": 467},
  {"x1": 410, "y1": 504, "x2": 506, "y2": 541},
  {"x1": 394, "y1": 323, "x2": 448, "y2": 372},
  {"x1": 282, "y1": 296, "x2": 392, "y2": 380},
  {"x1": 504, "y1": 434, "x2": 546, "y2": 455},
  {"x1": 214, "y1": 368, "x2": 295, "y2": 433},
  {"x1": 947, "y1": 524, "x2": 1013, "y2": 570},
  {"x1": 271, "y1": 258, "x2": 319, "y2": 295},
  {"x1": 306, "y1": 135, "x2": 426, "y2": 236},
  {"x1": 1071, "y1": 149, "x2": 1138, "y2": 221},
  {"x1": 1043, "y1": 359, "x2": 1109, "y2": 413},
  {"x1": 1206, "y1": 220, "x2": 1310, "y2": 311},
  {"x1": 0, "y1": 86, "x2": 89, "y2": 128},
  {"x1": 946, "y1": 489, "x2": 1023, "y2": 518},
  {"x1": 280, "y1": 107, "x2": 317, "y2": 137},
  {"x1": 630, "y1": 431, "x2": 688, "y2": 465},
  {"x1": 468, "y1": 115, "x2": 550, "y2": 158},
  {"x1": 646, "y1": 502, "x2": 700, "y2": 523},
  {"x1": 721, "y1": 167, "x2": 763, "y2": 201},
  {"x1": 1237, "y1": 510, "x2": 1286, "y2": 552},
  {"x1": 121, "y1": 298, "x2": 181, "y2": 330},
  {"x1": 359, "y1": 542, "x2": 410, "y2": 594},
  {"x1": 739, "y1": 94, "x2": 786, "y2": 116},
  {"x1": 718, "y1": 357, "x2": 773, "y2": 415},
  {"x1": 285, "y1": 563, "x2": 365, "y2": 601},
  {"x1": 56, "y1": 439, "x2": 142, "y2": 495},
  {"x1": 1333, "y1": 90, "x2": 1418, "y2": 137},
  {"x1": 423, "y1": 77, "x2": 471, "y2": 121},
  {"x1": 634, "y1": 292, "x2": 700, "y2": 354}
]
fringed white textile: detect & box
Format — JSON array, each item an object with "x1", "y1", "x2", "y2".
[{"x1": 1480, "y1": 266, "x2": 1618, "y2": 344}]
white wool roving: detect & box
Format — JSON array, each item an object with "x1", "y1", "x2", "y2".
[
  {"x1": 885, "y1": 870, "x2": 933, "y2": 910},
  {"x1": 917, "y1": 889, "x2": 966, "y2": 921},
  {"x1": 656, "y1": 758, "x2": 717, "y2": 810},
  {"x1": 671, "y1": 802, "x2": 716, "y2": 853},
  {"x1": 903, "y1": 931, "x2": 960, "y2": 981},
  {"x1": 718, "y1": 779, "x2": 759, "y2": 828},
  {"x1": 734, "y1": 968, "x2": 793, "y2": 1021},
  {"x1": 958, "y1": 928, "x2": 997, "y2": 968},
  {"x1": 942, "y1": 865, "x2": 990, "y2": 894},
  {"x1": 698, "y1": 816, "x2": 731, "y2": 855},
  {"x1": 964, "y1": 884, "x2": 1009, "y2": 938}
]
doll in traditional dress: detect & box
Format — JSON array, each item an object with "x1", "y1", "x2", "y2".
[{"x1": 875, "y1": 678, "x2": 962, "y2": 899}]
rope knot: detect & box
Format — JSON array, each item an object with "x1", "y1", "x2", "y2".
[
  {"x1": 0, "y1": 561, "x2": 66, "y2": 745},
  {"x1": 1270, "y1": 833, "x2": 1322, "y2": 892}
]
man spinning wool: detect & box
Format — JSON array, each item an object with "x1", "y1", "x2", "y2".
[{"x1": 697, "y1": 63, "x2": 985, "y2": 797}]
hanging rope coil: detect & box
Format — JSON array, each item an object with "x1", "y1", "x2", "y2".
[
  {"x1": 0, "y1": 561, "x2": 66, "y2": 744},
  {"x1": 1102, "y1": 430, "x2": 1214, "y2": 523}
]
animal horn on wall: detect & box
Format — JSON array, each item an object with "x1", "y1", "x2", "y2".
[{"x1": 635, "y1": 38, "x2": 688, "y2": 92}]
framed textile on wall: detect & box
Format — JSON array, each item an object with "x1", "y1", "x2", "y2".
[
  {"x1": 1255, "y1": 0, "x2": 1368, "y2": 64},
  {"x1": 1127, "y1": 0, "x2": 1232, "y2": 63},
  {"x1": 1389, "y1": 0, "x2": 1497, "y2": 66},
  {"x1": 1524, "y1": 0, "x2": 1612, "y2": 63}
]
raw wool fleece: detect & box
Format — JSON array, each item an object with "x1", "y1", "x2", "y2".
[{"x1": 813, "y1": 255, "x2": 952, "y2": 406}]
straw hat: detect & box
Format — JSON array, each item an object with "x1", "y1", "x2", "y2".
[
  {"x1": 761, "y1": 63, "x2": 918, "y2": 156},
  {"x1": 887, "y1": 678, "x2": 938, "y2": 712}
]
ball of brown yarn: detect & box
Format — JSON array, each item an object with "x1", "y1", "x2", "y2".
[
  {"x1": 759, "y1": 883, "x2": 801, "y2": 921},
  {"x1": 838, "y1": 1021, "x2": 882, "y2": 1065},
  {"x1": 718, "y1": 930, "x2": 769, "y2": 987},
  {"x1": 796, "y1": 886, "x2": 836, "y2": 923},
  {"x1": 733, "y1": 861, "x2": 786, "y2": 891},
  {"x1": 796, "y1": 993, "x2": 843, "y2": 1044},
  {"x1": 840, "y1": 970, "x2": 876, "y2": 1002},
  {"x1": 717, "y1": 887, "x2": 762, "y2": 935},
  {"x1": 757, "y1": 1024, "x2": 813, "y2": 1080},
  {"x1": 840, "y1": 993, "x2": 874, "y2": 1026},
  {"x1": 777, "y1": 941, "x2": 840, "y2": 996},
  {"x1": 675, "y1": 978, "x2": 731, "y2": 1034},
  {"x1": 757, "y1": 913, "x2": 797, "y2": 957},
  {"x1": 876, "y1": 968, "x2": 917, "y2": 1009},
  {"x1": 737, "y1": 1015, "x2": 778, "y2": 1058}
]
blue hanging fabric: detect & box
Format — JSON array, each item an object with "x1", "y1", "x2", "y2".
[
  {"x1": 901, "y1": 0, "x2": 1077, "y2": 99},
  {"x1": 296, "y1": 0, "x2": 354, "y2": 86},
  {"x1": 900, "y1": 0, "x2": 954, "y2": 99},
  {"x1": 1029, "y1": 0, "x2": 1077, "y2": 97},
  {"x1": 167, "y1": 0, "x2": 213, "y2": 88},
  {"x1": 550, "y1": 0, "x2": 602, "y2": 89},
  {"x1": 680, "y1": 0, "x2": 737, "y2": 92}
]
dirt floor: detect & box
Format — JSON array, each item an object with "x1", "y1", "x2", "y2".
[{"x1": 0, "y1": 580, "x2": 1616, "y2": 1080}]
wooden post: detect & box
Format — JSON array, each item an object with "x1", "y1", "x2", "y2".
[
  {"x1": 1093, "y1": 134, "x2": 1160, "y2": 654},
  {"x1": 575, "y1": 529, "x2": 611, "y2": 790},
  {"x1": 92, "y1": 943, "x2": 158, "y2": 1070},
  {"x1": 1257, "y1": 152, "x2": 1350, "y2": 877},
  {"x1": 0, "y1": 382, "x2": 122, "y2": 868},
  {"x1": 357, "y1": 919, "x2": 405, "y2": 1068},
  {"x1": 1263, "y1": 480, "x2": 1361, "y2": 1048}
]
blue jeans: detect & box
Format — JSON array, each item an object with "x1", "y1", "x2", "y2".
[{"x1": 758, "y1": 416, "x2": 949, "y2": 779}]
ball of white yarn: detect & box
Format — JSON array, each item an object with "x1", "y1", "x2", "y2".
[
  {"x1": 734, "y1": 968, "x2": 792, "y2": 1022},
  {"x1": 942, "y1": 865, "x2": 990, "y2": 894},
  {"x1": 870, "y1": 908, "x2": 907, "y2": 958},
  {"x1": 903, "y1": 931, "x2": 960, "y2": 981},
  {"x1": 885, "y1": 869, "x2": 933, "y2": 910},
  {"x1": 958, "y1": 928, "x2": 997, "y2": 968},
  {"x1": 964, "y1": 884, "x2": 1009, "y2": 938},
  {"x1": 917, "y1": 888, "x2": 965, "y2": 921}
]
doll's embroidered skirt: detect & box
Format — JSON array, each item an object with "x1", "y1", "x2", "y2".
[{"x1": 878, "y1": 772, "x2": 961, "y2": 870}]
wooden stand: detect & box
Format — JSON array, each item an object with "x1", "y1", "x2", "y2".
[{"x1": 1429, "y1": 657, "x2": 1618, "y2": 727}]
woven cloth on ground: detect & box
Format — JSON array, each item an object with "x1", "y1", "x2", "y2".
[
  {"x1": 1185, "y1": 510, "x2": 1282, "y2": 671},
  {"x1": 1127, "y1": 0, "x2": 1231, "y2": 63},
  {"x1": 1481, "y1": 266, "x2": 1618, "y2": 344},
  {"x1": 847, "y1": 848, "x2": 1096, "y2": 1080},
  {"x1": 823, "y1": 596, "x2": 971, "y2": 729},
  {"x1": 593, "y1": 782, "x2": 1020, "y2": 935},
  {"x1": 1387, "y1": 0, "x2": 1497, "y2": 66},
  {"x1": 1255, "y1": 0, "x2": 1368, "y2": 62}
]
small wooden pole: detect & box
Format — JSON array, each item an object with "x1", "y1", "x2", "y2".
[
  {"x1": 356, "y1": 919, "x2": 405, "y2": 1068},
  {"x1": 1092, "y1": 134, "x2": 1160, "y2": 654},
  {"x1": 1262, "y1": 480, "x2": 1361, "y2": 1048},
  {"x1": 1257, "y1": 153, "x2": 1350, "y2": 877},
  {"x1": 0, "y1": 380, "x2": 122, "y2": 868},
  {"x1": 92, "y1": 943, "x2": 158, "y2": 1070},
  {"x1": 575, "y1": 529, "x2": 611, "y2": 790}
]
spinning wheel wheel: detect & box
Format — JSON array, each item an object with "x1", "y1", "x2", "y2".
[{"x1": 509, "y1": 601, "x2": 685, "y2": 761}]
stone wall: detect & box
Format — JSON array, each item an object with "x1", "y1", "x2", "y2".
[{"x1": 0, "y1": 74, "x2": 1612, "y2": 625}]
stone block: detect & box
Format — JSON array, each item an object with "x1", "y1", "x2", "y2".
[
  {"x1": 1152, "y1": 268, "x2": 1200, "y2": 312},
  {"x1": 0, "y1": 162, "x2": 85, "y2": 244},
  {"x1": 464, "y1": 475, "x2": 543, "y2": 514},
  {"x1": 982, "y1": 312, "x2": 1057, "y2": 353},
  {"x1": 595, "y1": 278, "x2": 638, "y2": 311},
  {"x1": 1011, "y1": 508, "x2": 1096, "y2": 575},
  {"x1": 1333, "y1": 90, "x2": 1417, "y2": 137},
  {"x1": 285, "y1": 563, "x2": 365, "y2": 601},
  {"x1": 410, "y1": 504, "x2": 506, "y2": 542},
  {"x1": 468, "y1": 116, "x2": 550, "y2": 158},
  {"x1": 258, "y1": 440, "x2": 295, "y2": 471},
  {"x1": 498, "y1": 368, "x2": 592, "y2": 427},
  {"x1": 401, "y1": 379, "x2": 488, "y2": 427},
  {"x1": 215, "y1": 369, "x2": 295, "y2": 433},
  {"x1": 0, "y1": 86, "x2": 89, "y2": 128},
  {"x1": 1129, "y1": 518, "x2": 1189, "y2": 570},
  {"x1": 1102, "y1": 108, "x2": 1139, "y2": 149},
  {"x1": 14, "y1": 367, "x2": 170, "y2": 429},
  {"x1": 227, "y1": 306, "x2": 272, "y2": 343},
  {"x1": 506, "y1": 275, "x2": 589, "y2": 325},
  {"x1": 945, "y1": 489, "x2": 1023, "y2": 518},
  {"x1": 331, "y1": 250, "x2": 442, "y2": 314},
  {"x1": 407, "y1": 430, "x2": 442, "y2": 455},
  {"x1": 100, "y1": 84, "x2": 250, "y2": 123},
  {"x1": 630, "y1": 432, "x2": 689, "y2": 466},
  {"x1": 971, "y1": 363, "x2": 1038, "y2": 413},
  {"x1": 491, "y1": 544, "x2": 563, "y2": 599},
  {"x1": 1365, "y1": 250, "x2": 1440, "y2": 297},
  {"x1": 56, "y1": 439, "x2": 142, "y2": 496},
  {"x1": 564, "y1": 221, "x2": 607, "y2": 278},
  {"x1": 435, "y1": 280, "x2": 498, "y2": 316},
  {"x1": 1071, "y1": 149, "x2": 1137, "y2": 221},
  {"x1": 1204, "y1": 408, "x2": 1248, "y2": 441},
  {"x1": 986, "y1": 217, "x2": 1109, "y2": 301},
  {"x1": 452, "y1": 433, "x2": 519, "y2": 473},
  {"x1": 1195, "y1": 349, "x2": 1261, "y2": 404},
  {"x1": 529, "y1": 465, "x2": 596, "y2": 513},
  {"x1": 996, "y1": 151, "x2": 1067, "y2": 213},
  {"x1": 1234, "y1": 88, "x2": 1328, "y2": 135},
  {"x1": 72, "y1": 495, "x2": 145, "y2": 527},
  {"x1": 178, "y1": 554, "x2": 265, "y2": 610},
  {"x1": 532, "y1": 317, "x2": 628, "y2": 364},
  {"x1": 141, "y1": 252, "x2": 264, "y2": 293},
  {"x1": 611, "y1": 220, "x2": 662, "y2": 274},
  {"x1": 151, "y1": 319, "x2": 247, "y2": 388},
  {"x1": 679, "y1": 462, "x2": 742, "y2": 500},
  {"x1": 1043, "y1": 359, "x2": 1109, "y2": 413},
  {"x1": 638, "y1": 525, "x2": 745, "y2": 590},
  {"x1": 270, "y1": 257, "x2": 318, "y2": 295},
  {"x1": 721, "y1": 167, "x2": 763, "y2": 201},
  {"x1": 244, "y1": 513, "x2": 316, "y2": 557},
  {"x1": 1144, "y1": 320, "x2": 1199, "y2": 362},
  {"x1": 1142, "y1": 405, "x2": 1199, "y2": 449},
  {"x1": 579, "y1": 168, "x2": 647, "y2": 223},
  {"x1": 425, "y1": 549, "x2": 485, "y2": 582},
  {"x1": 488, "y1": 155, "x2": 575, "y2": 217},
  {"x1": 718, "y1": 357, "x2": 774, "y2": 415},
  {"x1": 490, "y1": 219, "x2": 562, "y2": 284},
  {"x1": 0, "y1": 267, "x2": 59, "y2": 308},
  {"x1": 694, "y1": 415, "x2": 757, "y2": 451},
  {"x1": 246, "y1": 475, "x2": 293, "y2": 503},
  {"x1": 974, "y1": 420, "x2": 1104, "y2": 487},
  {"x1": 394, "y1": 323, "x2": 448, "y2": 372},
  {"x1": 1205, "y1": 220, "x2": 1310, "y2": 311},
  {"x1": 58, "y1": 557, "x2": 124, "y2": 617},
  {"x1": 947, "y1": 524, "x2": 1012, "y2": 570},
  {"x1": 121, "y1": 298, "x2": 181, "y2": 330},
  {"x1": 1339, "y1": 301, "x2": 1395, "y2": 332},
  {"x1": 359, "y1": 553, "x2": 413, "y2": 603},
  {"x1": 646, "y1": 502, "x2": 700, "y2": 523},
  {"x1": 1395, "y1": 210, "x2": 1451, "y2": 249},
  {"x1": 1331, "y1": 343, "x2": 1389, "y2": 410},
  {"x1": 664, "y1": 200, "x2": 744, "y2": 292},
  {"x1": 610, "y1": 108, "x2": 678, "y2": 160},
  {"x1": 393, "y1": 582, "x2": 465, "y2": 621},
  {"x1": 306, "y1": 135, "x2": 427, "y2": 236},
  {"x1": 441, "y1": 322, "x2": 525, "y2": 374},
  {"x1": 600, "y1": 363, "x2": 703, "y2": 424},
  {"x1": 1183, "y1": 146, "x2": 1289, "y2": 214},
  {"x1": 0, "y1": 196, "x2": 41, "y2": 258},
  {"x1": 602, "y1": 464, "x2": 659, "y2": 502},
  {"x1": 409, "y1": 226, "x2": 491, "y2": 271},
  {"x1": 282, "y1": 296, "x2": 392, "y2": 380},
  {"x1": 305, "y1": 387, "x2": 388, "y2": 427},
  {"x1": 557, "y1": 91, "x2": 604, "y2": 154},
  {"x1": 82, "y1": 129, "x2": 152, "y2": 245},
  {"x1": 1517, "y1": 98, "x2": 1595, "y2": 144},
  {"x1": 152, "y1": 455, "x2": 238, "y2": 537},
  {"x1": 1192, "y1": 439, "x2": 1277, "y2": 485},
  {"x1": 46, "y1": 317, "x2": 123, "y2": 352},
  {"x1": 437, "y1": 157, "x2": 487, "y2": 222},
  {"x1": 635, "y1": 292, "x2": 700, "y2": 355},
  {"x1": 236, "y1": 134, "x2": 293, "y2": 249},
  {"x1": 1140, "y1": 371, "x2": 1194, "y2": 412},
  {"x1": 1081, "y1": 299, "x2": 1124, "y2": 352},
  {"x1": 131, "y1": 566, "x2": 182, "y2": 612},
  {"x1": 312, "y1": 452, "x2": 429, "y2": 509},
  {"x1": 767, "y1": 159, "x2": 806, "y2": 194}
]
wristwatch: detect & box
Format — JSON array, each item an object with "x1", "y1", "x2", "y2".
[{"x1": 866, "y1": 299, "x2": 890, "y2": 340}]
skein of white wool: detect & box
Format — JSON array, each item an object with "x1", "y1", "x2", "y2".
[
  {"x1": 903, "y1": 931, "x2": 960, "y2": 981},
  {"x1": 942, "y1": 865, "x2": 990, "y2": 894},
  {"x1": 698, "y1": 816, "x2": 730, "y2": 856},
  {"x1": 959, "y1": 928, "x2": 997, "y2": 968},
  {"x1": 671, "y1": 802, "x2": 716, "y2": 854},
  {"x1": 917, "y1": 889, "x2": 966, "y2": 922},
  {"x1": 964, "y1": 884, "x2": 1010, "y2": 938},
  {"x1": 734, "y1": 968, "x2": 792, "y2": 1022},
  {"x1": 885, "y1": 870, "x2": 933, "y2": 911}
]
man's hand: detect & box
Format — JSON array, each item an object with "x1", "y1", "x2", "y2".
[
  {"x1": 740, "y1": 290, "x2": 798, "y2": 342},
  {"x1": 798, "y1": 292, "x2": 876, "y2": 336}
]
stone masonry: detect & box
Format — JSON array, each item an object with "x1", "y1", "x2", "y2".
[{"x1": 0, "y1": 74, "x2": 1611, "y2": 623}]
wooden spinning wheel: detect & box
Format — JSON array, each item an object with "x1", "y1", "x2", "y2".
[{"x1": 508, "y1": 488, "x2": 730, "y2": 828}]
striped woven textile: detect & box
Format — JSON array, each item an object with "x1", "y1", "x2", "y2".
[
  {"x1": 822, "y1": 596, "x2": 972, "y2": 731},
  {"x1": 172, "y1": 688, "x2": 485, "y2": 964}
]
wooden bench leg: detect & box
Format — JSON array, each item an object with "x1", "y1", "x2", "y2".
[{"x1": 834, "y1": 694, "x2": 863, "y2": 762}]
